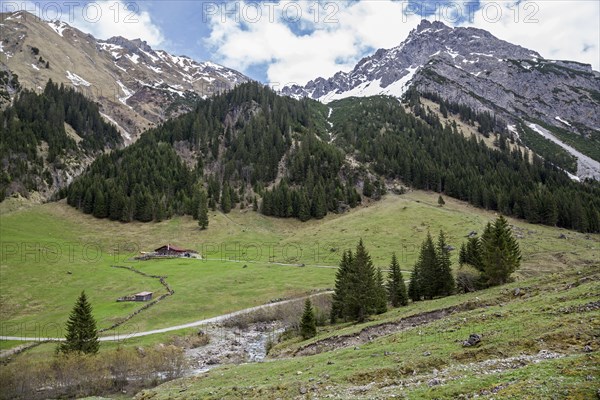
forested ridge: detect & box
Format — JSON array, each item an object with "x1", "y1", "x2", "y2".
[
  {"x1": 63, "y1": 81, "x2": 600, "y2": 231},
  {"x1": 66, "y1": 82, "x2": 357, "y2": 222},
  {"x1": 328, "y1": 94, "x2": 599, "y2": 232},
  {"x1": 0, "y1": 80, "x2": 122, "y2": 200}
]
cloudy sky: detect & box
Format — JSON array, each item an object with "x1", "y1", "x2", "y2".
[{"x1": 10, "y1": 1, "x2": 599, "y2": 85}]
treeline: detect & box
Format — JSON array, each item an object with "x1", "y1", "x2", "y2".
[
  {"x1": 67, "y1": 82, "x2": 359, "y2": 222},
  {"x1": 0, "y1": 80, "x2": 122, "y2": 199},
  {"x1": 329, "y1": 95, "x2": 600, "y2": 232}
]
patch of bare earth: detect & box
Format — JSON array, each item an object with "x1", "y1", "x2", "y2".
[{"x1": 292, "y1": 301, "x2": 487, "y2": 357}]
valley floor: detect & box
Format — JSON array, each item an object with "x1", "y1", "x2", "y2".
[{"x1": 1, "y1": 191, "x2": 598, "y2": 399}]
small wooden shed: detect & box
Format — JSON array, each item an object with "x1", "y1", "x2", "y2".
[
  {"x1": 134, "y1": 291, "x2": 153, "y2": 302},
  {"x1": 154, "y1": 244, "x2": 197, "y2": 257}
]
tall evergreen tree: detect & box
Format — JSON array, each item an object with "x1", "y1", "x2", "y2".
[
  {"x1": 375, "y1": 267, "x2": 388, "y2": 314},
  {"x1": 435, "y1": 231, "x2": 455, "y2": 296},
  {"x1": 300, "y1": 298, "x2": 317, "y2": 339},
  {"x1": 464, "y1": 236, "x2": 484, "y2": 271},
  {"x1": 480, "y1": 216, "x2": 522, "y2": 286},
  {"x1": 387, "y1": 253, "x2": 408, "y2": 307},
  {"x1": 58, "y1": 291, "x2": 99, "y2": 354},
  {"x1": 198, "y1": 190, "x2": 209, "y2": 230},
  {"x1": 409, "y1": 232, "x2": 455, "y2": 300},
  {"x1": 415, "y1": 233, "x2": 438, "y2": 300},
  {"x1": 408, "y1": 261, "x2": 422, "y2": 302},
  {"x1": 345, "y1": 240, "x2": 378, "y2": 322},
  {"x1": 330, "y1": 250, "x2": 352, "y2": 323}
]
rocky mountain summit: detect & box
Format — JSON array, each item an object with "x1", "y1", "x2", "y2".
[{"x1": 283, "y1": 20, "x2": 600, "y2": 139}]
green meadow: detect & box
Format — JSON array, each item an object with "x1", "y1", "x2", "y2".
[{"x1": 1, "y1": 191, "x2": 598, "y2": 340}]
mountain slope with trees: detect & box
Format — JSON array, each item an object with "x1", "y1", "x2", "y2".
[
  {"x1": 0, "y1": 80, "x2": 122, "y2": 201},
  {"x1": 65, "y1": 82, "x2": 600, "y2": 232}
]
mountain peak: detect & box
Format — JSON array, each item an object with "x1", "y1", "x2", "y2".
[
  {"x1": 281, "y1": 22, "x2": 599, "y2": 156},
  {"x1": 416, "y1": 19, "x2": 450, "y2": 32},
  {"x1": 105, "y1": 36, "x2": 152, "y2": 52}
]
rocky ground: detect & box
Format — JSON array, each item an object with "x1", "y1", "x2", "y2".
[{"x1": 183, "y1": 322, "x2": 285, "y2": 374}]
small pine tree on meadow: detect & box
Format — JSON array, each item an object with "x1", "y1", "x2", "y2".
[
  {"x1": 438, "y1": 195, "x2": 445, "y2": 207},
  {"x1": 387, "y1": 253, "x2": 408, "y2": 307},
  {"x1": 300, "y1": 299, "x2": 317, "y2": 339},
  {"x1": 58, "y1": 291, "x2": 99, "y2": 354}
]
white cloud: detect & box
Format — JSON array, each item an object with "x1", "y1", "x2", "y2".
[
  {"x1": 205, "y1": 1, "x2": 423, "y2": 85},
  {"x1": 205, "y1": 0, "x2": 599, "y2": 85},
  {"x1": 465, "y1": 1, "x2": 599, "y2": 69},
  {"x1": 23, "y1": 0, "x2": 164, "y2": 46}
]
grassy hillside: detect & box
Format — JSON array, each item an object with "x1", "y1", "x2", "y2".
[
  {"x1": 135, "y1": 266, "x2": 600, "y2": 399},
  {"x1": 1, "y1": 191, "x2": 598, "y2": 338}
]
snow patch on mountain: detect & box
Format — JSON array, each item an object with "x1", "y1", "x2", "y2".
[
  {"x1": 116, "y1": 80, "x2": 134, "y2": 106},
  {"x1": 47, "y1": 20, "x2": 68, "y2": 37},
  {"x1": 528, "y1": 123, "x2": 600, "y2": 180},
  {"x1": 147, "y1": 65, "x2": 162, "y2": 74},
  {"x1": 66, "y1": 71, "x2": 91, "y2": 87},
  {"x1": 126, "y1": 54, "x2": 140, "y2": 64},
  {"x1": 554, "y1": 116, "x2": 572, "y2": 127},
  {"x1": 100, "y1": 112, "x2": 131, "y2": 141}
]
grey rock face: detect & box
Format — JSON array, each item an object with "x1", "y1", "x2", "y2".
[{"x1": 282, "y1": 19, "x2": 600, "y2": 138}]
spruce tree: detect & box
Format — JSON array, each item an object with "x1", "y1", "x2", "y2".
[
  {"x1": 465, "y1": 236, "x2": 484, "y2": 271},
  {"x1": 408, "y1": 261, "x2": 422, "y2": 302},
  {"x1": 481, "y1": 216, "x2": 522, "y2": 286},
  {"x1": 435, "y1": 231, "x2": 455, "y2": 296},
  {"x1": 300, "y1": 298, "x2": 317, "y2": 339},
  {"x1": 363, "y1": 177, "x2": 373, "y2": 197},
  {"x1": 330, "y1": 250, "x2": 352, "y2": 323},
  {"x1": 417, "y1": 233, "x2": 438, "y2": 300},
  {"x1": 198, "y1": 190, "x2": 209, "y2": 229},
  {"x1": 387, "y1": 253, "x2": 408, "y2": 307},
  {"x1": 58, "y1": 291, "x2": 99, "y2": 354},
  {"x1": 375, "y1": 267, "x2": 388, "y2": 314},
  {"x1": 345, "y1": 240, "x2": 377, "y2": 322}
]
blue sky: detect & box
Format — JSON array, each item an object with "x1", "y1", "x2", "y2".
[{"x1": 10, "y1": 1, "x2": 600, "y2": 84}]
